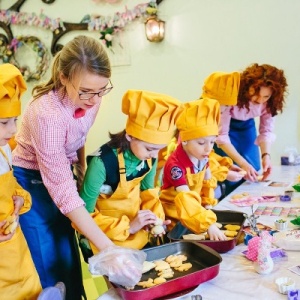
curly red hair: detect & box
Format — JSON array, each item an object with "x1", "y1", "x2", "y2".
[{"x1": 237, "y1": 63, "x2": 288, "y2": 116}]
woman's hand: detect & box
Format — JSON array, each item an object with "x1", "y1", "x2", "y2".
[
  {"x1": 129, "y1": 210, "x2": 157, "y2": 234},
  {"x1": 207, "y1": 223, "x2": 227, "y2": 241},
  {"x1": 227, "y1": 170, "x2": 245, "y2": 182},
  {"x1": 241, "y1": 162, "x2": 259, "y2": 182},
  {"x1": 261, "y1": 155, "x2": 272, "y2": 180}
]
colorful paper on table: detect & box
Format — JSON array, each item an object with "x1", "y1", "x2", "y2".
[
  {"x1": 268, "y1": 181, "x2": 291, "y2": 187},
  {"x1": 230, "y1": 196, "x2": 277, "y2": 207},
  {"x1": 254, "y1": 206, "x2": 300, "y2": 217}
]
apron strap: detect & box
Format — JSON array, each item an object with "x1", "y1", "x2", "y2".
[{"x1": 0, "y1": 147, "x2": 11, "y2": 170}]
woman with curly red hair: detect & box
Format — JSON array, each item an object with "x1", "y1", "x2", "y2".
[{"x1": 213, "y1": 63, "x2": 288, "y2": 195}]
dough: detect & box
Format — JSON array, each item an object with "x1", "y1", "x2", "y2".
[
  {"x1": 142, "y1": 261, "x2": 156, "y2": 274},
  {"x1": 182, "y1": 233, "x2": 206, "y2": 240},
  {"x1": 224, "y1": 224, "x2": 241, "y2": 231}
]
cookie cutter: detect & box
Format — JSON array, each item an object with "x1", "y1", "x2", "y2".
[{"x1": 280, "y1": 195, "x2": 291, "y2": 202}]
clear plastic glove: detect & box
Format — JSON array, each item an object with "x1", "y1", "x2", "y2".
[
  {"x1": 207, "y1": 223, "x2": 227, "y2": 241},
  {"x1": 88, "y1": 245, "x2": 146, "y2": 288}
]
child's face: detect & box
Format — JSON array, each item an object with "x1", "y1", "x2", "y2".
[
  {"x1": 129, "y1": 137, "x2": 166, "y2": 161},
  {"x1": 0, "y1": 117, "x2": 17, "y2": 146},
  {"x1": 183, "y1": 136, "x2": 216, "y2": 161}
]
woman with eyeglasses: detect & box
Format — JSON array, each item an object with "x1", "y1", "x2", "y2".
[{"x1": 12, "y1": 35, "x2": 143, "y2": 300}]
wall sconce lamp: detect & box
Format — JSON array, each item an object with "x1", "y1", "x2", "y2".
[{"x1": 145, "y1": 17, "x2": 165, "y2": 42}]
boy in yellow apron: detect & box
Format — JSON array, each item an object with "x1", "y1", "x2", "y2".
[
  {"x1": 0, "y1": 64, "x2": 65, "y2": 300},
  {"x1": 155, "y1": 72, "x2": 245, "y2": 196},
  {"x1": 160, "y1": 98, "x2": 227, "y2": 240}
]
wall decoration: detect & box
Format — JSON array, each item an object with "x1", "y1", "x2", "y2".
[
  {"x1": 0, "y1": 0, "x2": 164, "y2": 79},
  {"x1": 4, "y1": 36, "x2": 49, "y2": 81}
]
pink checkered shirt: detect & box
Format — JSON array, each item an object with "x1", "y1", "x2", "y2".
[{"x1": 13, "y1": 90, "x2": 100, "y2": 214}]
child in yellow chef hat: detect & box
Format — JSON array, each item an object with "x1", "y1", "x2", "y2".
[
  {"x1": 159, "y1": 98, "x2": 227, "y2": 241},
  {"x1": 80, "y1": 89, "x2": 182, "y2": 254},
  {"x1": 201, "y1": 71, "x2": 247, "y2": 197},
  {"x1": 0, "y1": 63, "x2": 65, "y2": 300},
  {"x1": 155, "y1": 72, "x2": 244, "y2": 194}
]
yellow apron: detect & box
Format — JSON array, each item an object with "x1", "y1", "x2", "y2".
[
  {"x1": 0, "y1": 148, "x2": 42, "y2": 300},
  {"x1": 160, "y1": 167, "x2": 217, "y2": 233},
  {"x1": 91, "y1": 152, "x2": 164, "y2": 251}
]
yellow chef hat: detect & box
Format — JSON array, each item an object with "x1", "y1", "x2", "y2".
[
  {"x1": 201, "y1": 71, "x2": 240, "y2": 105},
  {"x1": 122, "y1": 90, "x2": 182, "y2": 144},
  {"x1": 0, "y1": 64, "x2": 27, "y2": 118},
  {"x1": 177, "y1": 98, "x2": 220, "y2": 141}
]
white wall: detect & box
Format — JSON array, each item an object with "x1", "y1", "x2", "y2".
[{"x1": 1, "y1": 0, "x2": 300, "y2": 164}]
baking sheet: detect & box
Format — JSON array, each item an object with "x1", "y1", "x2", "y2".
[
  {"x1": 167, "y1": 210, "x2": 246, "y2": 253},
  {"x1": 112, "y1": 241, "x2": 222, "y2": 300}
]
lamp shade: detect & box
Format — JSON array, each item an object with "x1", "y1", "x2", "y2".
[{"x1": 145, "y1": 17, "x2": 165, "y2": 42}]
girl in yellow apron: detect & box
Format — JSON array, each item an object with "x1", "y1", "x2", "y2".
[
  {"x1": 0, "y1": 63, "x2": 67, "y2": 300},
  {"x1": 80, "y1": 90, "x2": 182, "y2": 254},
  {"x1": 160, "y1": 98, "x2": 227, "y2": 240}
]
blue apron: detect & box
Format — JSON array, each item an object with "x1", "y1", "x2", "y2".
[
  {"x1": 214, "y1": 118, "x2": 260, "y2": 196},
  {"x1": 13, "y1": 166, "x2": 86, "y2": 300}
]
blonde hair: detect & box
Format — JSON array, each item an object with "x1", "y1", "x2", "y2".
[{"x1": 32, "y1": 35, "x2": 111, "y2": 100}]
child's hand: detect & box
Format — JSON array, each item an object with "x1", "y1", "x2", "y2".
[
  {"x1": 129, "y1": 210, "x2": 157, "y2": 235},
  {"x1": 12, "y1": 195, "x2": 24, "y2": 216},
  {"x1": 0, "y1": 220, "x2": 14, "y2": 242},
  {"x1": 207, "y1": 224, "x2": 227, "y2": 241}
]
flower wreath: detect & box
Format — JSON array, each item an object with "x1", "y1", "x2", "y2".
[{"x1": 0, "y1": 35, "x2": 49, "y2": 81}]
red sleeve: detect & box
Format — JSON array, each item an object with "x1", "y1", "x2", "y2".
[{"x1": 163, "y1": 161, "x2": 187, "y2": 188}]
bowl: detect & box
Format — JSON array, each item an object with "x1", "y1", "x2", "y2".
[
  {"x1": 275, "y1": 277, "x2": 295, "y2": 294},
  {"x1": 275, "y1": 219, "x2": 288, "y2": 230}
]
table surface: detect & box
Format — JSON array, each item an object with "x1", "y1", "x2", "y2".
[
  {"x1": 177, "y1": 165, "x2": 300, "y2": 300},
  {"x1": 99, "y1": 165, "x2": 300, "y2": 300}
]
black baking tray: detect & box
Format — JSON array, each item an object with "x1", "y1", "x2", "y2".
[
  {"x1": 167, "y1": 210, "x2": 246, "y2": 253},
  {"x1": 112, "y1": 241, "x2": 222, "y2": 300}
]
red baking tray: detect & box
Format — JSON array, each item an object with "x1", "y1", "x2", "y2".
[
  {"x1": 167, "y1": 210, "x2": 246, "y2": 253},
  {"x1": 112, "y1": 241, "x2": 222, "y2": 300}
]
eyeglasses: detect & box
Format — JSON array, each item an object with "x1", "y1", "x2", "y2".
[{"x1": 72, "y1": 79, "x2": 113, "y2": 100}]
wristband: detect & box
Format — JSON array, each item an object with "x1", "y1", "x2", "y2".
[{"x1": 261, "y1": 153, "x2": 270, "y2": 159}]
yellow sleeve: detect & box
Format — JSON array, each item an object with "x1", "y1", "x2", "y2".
[
  {"x1": 201, "y1": 176, "x2": 218, "y2": 206},
  {"x1": 174, "y1": 191, "x2": 217, "y2": 234},
  {"x1": 140, "y1": 189, "x2": 165, "y2": 220},
  {"x1": 13, "y1": 182, "x2": 31, "y2": 214},
  {"x1": 209, "y1": 152, "x2": 232, "y2": 182}
]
